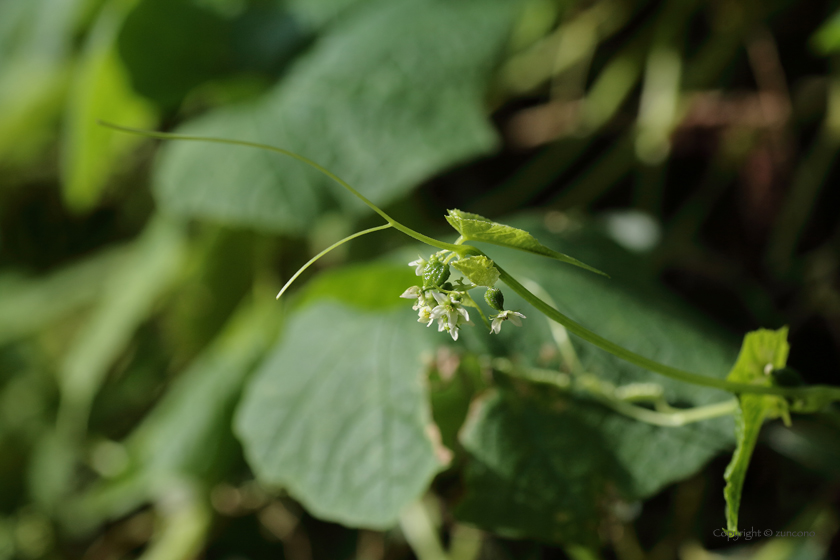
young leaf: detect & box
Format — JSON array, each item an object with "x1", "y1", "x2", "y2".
[
  {"x1": 723, "y1": 328, "x2": 790, "y2": 534},
  {"x1": 451, "y1": 255, "x2": 500, "y2": 287},
  {"x1": 445, "y1": 209, "x2": 608, "y2": 277}
]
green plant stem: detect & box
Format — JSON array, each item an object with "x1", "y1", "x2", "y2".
[
  {"x1": 493, "y1": 358, "x2": 738, "y2": 427},
  {"x1": 399, "y1": 500, "x2": 449, "y2": 560},
  {"x1": 276, "y1": 223, "x2": 392, "y2": 299},
  {"x1": 497, "y1": 265, "x2": 840, "y2": 401},
  {"x1": 99, "y1": 122, "x2": 480, "y2": 258}
]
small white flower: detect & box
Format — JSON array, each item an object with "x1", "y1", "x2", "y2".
[
  {"x1": 490, "y1": 310, "x2": 526, "y2": 334},
  {"x1": 429, "y1": 291, "x2": 472, "y2": 341},
  {"x1": 417, "y1": 305, "x2": 434, "y2": 326},
  {"x1": 400, "y1": 286, "x2": 421, "y2": 299},
  {"x1": 408, "y1": 256, "x2": 427, "y2": 276}
]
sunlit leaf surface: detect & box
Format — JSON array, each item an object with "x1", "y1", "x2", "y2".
[{"x1": 153, "y1": 0, "x2": 516, "y2": 232}]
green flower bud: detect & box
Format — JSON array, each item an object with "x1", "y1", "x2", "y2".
[
  {"x1": 423, "y1": 257, "x2": 450, "y2": 288},
  {"x1": 484, "y1": 287, "x2": 505, "y2": 311},
  {"x1": 771, "y1": 367, "x2": 804, "y2": 388}
]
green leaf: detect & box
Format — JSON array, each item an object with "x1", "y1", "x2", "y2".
[
  {"x1": 457, "y1": 391, "x2": 628, "y2": 546},
  {"x1": 286, "y1": 0, "x2": 370, "y2": 27},
  {"x1": 723, "y1": 327, "x2": 790, "y2": 533},
  {"x1": 454, "y1": 215, "x2": 739, "y2": 542},
  {"x1": 117, "y1": 0, "x2": 235, "y2": 108},
  {"x1": 235, "y1": 301, "x2": 444, "y2": 528},
  {"x1": 153, "y1": 0, "x2": 516, "y2": 232},
  {"x1": 297, "y1": 262, "x2": 419, "y2": 311},
  {"x1": 445, "y1": 209, "x2": 608, "y2": 277},
  {"x1": 61, "y1": 0, "x2": 158, "y2": 211},
  {"x1": 451, "y1": 255, "x2": 500, "y2": 287}
]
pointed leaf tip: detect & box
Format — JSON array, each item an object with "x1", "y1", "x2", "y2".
[{"x1": 444, "y1": 210, "x2": 609, "y2": 277}]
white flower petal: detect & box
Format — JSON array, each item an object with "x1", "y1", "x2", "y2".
[
  {"x1": 448, "y1": 312, "x2": 458, "y2": 331},
  {"x1": 431, "y1": 291, "x2": 448, "y2": 305},
  {"x1": 509, "y1": 313, "x2": 523, "y2": 327},
  {"x1": 408, "y1": 256, "x2": 427, "y2": 276},
  {"x1": 400, "y1": 286, "x2": 420, "y2": 299}
]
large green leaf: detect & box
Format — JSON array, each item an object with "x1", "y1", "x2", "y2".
[
  {"x1": 723, "y1": 328, "x2": 790, "y2": 533},
  {"x1": 61, "y1": 0, "x2": 158, "y2": 211},
  {"x1": 235, "y1": 301, "x2": 443, "y2": 528},
  {"x1": 117, "y1": 0, "x2": 234, "y2": 108},
  {"x1": 445, "y1": 209, "x2": 608, "y2": 277},
  {"x1": 457, "y1": 391, "x2": 628, "y2": 546},
  {"x1": 453, "y1": 216, "x2": 739, "y2": 543},
  {"x1": 296, "y1": 262, "x2": 419, "y2": 311},
  {"x1": 153, "y1": 0, "x2": 517, "y2": 232},
  {"x1": 286, "y1": 0, "x2": 371, "y2": 27}
]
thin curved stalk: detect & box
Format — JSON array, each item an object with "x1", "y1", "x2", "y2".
[
  {"x1": 276, "y1": 223, "x2": 393, "y2": 299},
  {"x1": 99, "y1": 122, "x2": 479, "y2": 256}
]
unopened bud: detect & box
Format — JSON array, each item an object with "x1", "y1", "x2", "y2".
[
  {"x1": 423, "y1": 258, "x2": 450, "y2": 288},
  {"x1": 484, "y1": 287, "x2": 505, "y2": 311}
]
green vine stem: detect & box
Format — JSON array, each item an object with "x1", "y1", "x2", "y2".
[
  {"x1": 491, "y1": 358, "x2": 739, "y2": 427},
  {"x1": 505, "y1": 278, "x2": 741, "y2": 426},
  {"x1": 497, "y1": 266, "x2": 840, "y2": 401},
  {"x1": 100, "y1": 122, "x2": 478, "y2": 257},
  {"x1": 104, "y1": 122, "x2": 840, "y2": 404}
]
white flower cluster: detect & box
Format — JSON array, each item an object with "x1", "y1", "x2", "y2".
[
  {"x1": 400, "y1": 286, "x2": 473, "y2": 341},
  {"x1": 401, "y1": 254, "x2": 525, "y2": 341}
]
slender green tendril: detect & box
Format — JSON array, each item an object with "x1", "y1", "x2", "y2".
[
  {"x1": 99, "y1": 122, "x2": 478, "y2": 256},
  {"x1": 276, "y1": 223, "x2": 393, "y2": 300}
]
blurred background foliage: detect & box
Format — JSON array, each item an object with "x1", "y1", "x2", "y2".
[{"x1": 1, "y1": 0, "x2": 840, "y2": 558}]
